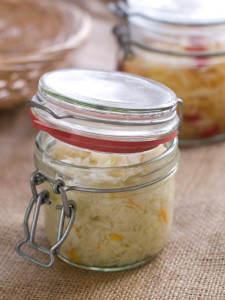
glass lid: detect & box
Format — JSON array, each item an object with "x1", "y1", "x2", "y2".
[
  {"x1": 127, "y1": 0, "x2": 225, "y2": 25},
  {"x1": 29, "y1": 69, "x2": 181, "y2": 153},
  {"x1": 39, "y1": 69, "x2": 176, "y2": 111}
]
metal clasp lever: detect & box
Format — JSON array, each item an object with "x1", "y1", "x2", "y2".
[
  {"x1": 16, "y1": 171, "x2": 76, "y2": 268},
  {"x1": 108, "y1": 1, "x2": 129, "y2": 19}
]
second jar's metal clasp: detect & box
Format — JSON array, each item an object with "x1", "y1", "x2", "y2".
[{"x1": 16, "y1": 170, "x2": 76, "y2": 268}]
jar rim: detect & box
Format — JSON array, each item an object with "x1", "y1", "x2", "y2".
[
  {"x1": 35, "y1": 131, "x2": 178, "y2": 171},
  {"x1": 114, "y1": 22, "x2": 225, "y2": 57},
  {"x1": 120, "y1": 36, "x2": 225, "y2": 57}
]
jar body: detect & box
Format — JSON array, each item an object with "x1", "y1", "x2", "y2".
[
  {"x1": 117, "y1": 32, "x2": 225, "y2": 145},
  {"x1": 35, "y1": 131, "x2": 179, "y2": 271}
]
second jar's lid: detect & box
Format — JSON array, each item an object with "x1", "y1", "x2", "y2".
[
  {"x1": 29, "y1": 69, "x2": 181, "y2": 153},
  {"x1": 127, "y1": 0, "x2": 225, "y2": 26}
]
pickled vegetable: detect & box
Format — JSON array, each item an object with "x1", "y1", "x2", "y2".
[
  {"x1": 43, "y1": 142, "x2": 176, "y2": 268},
  {"x1": 122, "y1": 53, "x2": 225, "y2": 141}
]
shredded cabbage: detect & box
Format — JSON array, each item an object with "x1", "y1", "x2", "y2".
[
  {"x1": 123, "y1": 52, "x2": 225, "y2": 140},
  {"x1": 44, "y1": 142, "x2": 175, "y2": 268}
]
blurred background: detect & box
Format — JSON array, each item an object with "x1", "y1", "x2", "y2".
[
  {"x1": 0, "y1": 0, "x2": 118, "y2": 110},
  {"x1": 0, "y1": 0, "x2": 117, "y2": 182}
]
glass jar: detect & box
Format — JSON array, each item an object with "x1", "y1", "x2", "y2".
[
  {"x1": 110, "y1": 0, "x2": 225, "y2": 146},
  {"x1": 16, "y1": 69, "x2": 182, "y2": 271}
]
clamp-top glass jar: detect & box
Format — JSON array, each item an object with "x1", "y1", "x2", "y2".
[
  {"x1": 16, "y1": 69, "x2": 182, "y2": 271},
  {"x1": 110, "y1": 0, "x2": 225, "y2": 146}
]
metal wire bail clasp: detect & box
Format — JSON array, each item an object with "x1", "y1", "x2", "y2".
[{"x1": 16, "y1": 170, "x2": 76, "y2": 268}]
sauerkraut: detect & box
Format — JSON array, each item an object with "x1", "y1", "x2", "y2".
[
  {"x1": 43, "y1": 141, "x2": 176, "y2": 269},
  {"x1": 122, "y1": 50, "x2": 225, "y2": 141}
]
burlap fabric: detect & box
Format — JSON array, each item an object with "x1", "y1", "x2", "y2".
[{"x1": 0, "y1": 1, "x2": 225, "y2": 299}]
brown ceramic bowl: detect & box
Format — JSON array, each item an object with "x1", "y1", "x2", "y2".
[{"x1": 0, "y1": 0, "x2": 92, "y2": 109}]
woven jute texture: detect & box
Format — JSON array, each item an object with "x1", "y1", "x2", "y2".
[{"x1": 0, "y1": 1, "x2": 225, "y2": 299}]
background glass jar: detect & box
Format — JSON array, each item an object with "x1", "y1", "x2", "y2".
[
  {"x1": 16, "y1": 69, "x2": 182, "y2": 271},
  {"x1": 110, "y1": 0, "x2": 225, "y2": 146}
]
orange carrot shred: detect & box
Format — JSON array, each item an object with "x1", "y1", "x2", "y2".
[
  {"x1": 128, "y1": 199, "x2": 141, "y2": 209},
  {"x1": 73, "y1": 224, "x2": 81, "y2": 233},
  {"x1": 69, "y1": 248, "x2": 82, "y2": 264},
  {"x1": 109, "y1": 234, "x2": 123, "y2": 241},
  {"x1": 159, "y1": 209, "x2": 168, "y2": 224}
]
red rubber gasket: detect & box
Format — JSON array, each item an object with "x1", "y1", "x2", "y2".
[{"x1": 30, "y1": 109, "x2": 178, "y2": 153}]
